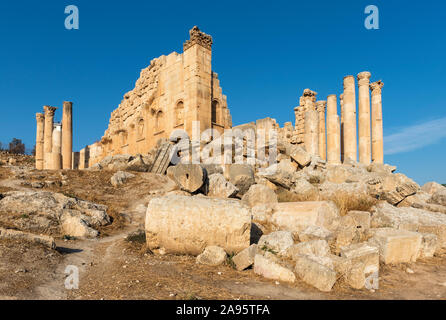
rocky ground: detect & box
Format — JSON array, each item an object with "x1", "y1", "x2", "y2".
[{"x1": 1, "y1": 149, "x2": 446, "y2": 300}]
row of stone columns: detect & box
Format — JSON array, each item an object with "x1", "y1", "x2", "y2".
[
  {"x1": 301, "y1": 72, "x2": 384, "y2": 165},
  {"x1": 35, "y1": 102, "x2": 73, "y2": 170}
]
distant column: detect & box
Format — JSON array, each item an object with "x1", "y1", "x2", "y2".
[
  {"x1": 357, "y1": 71, "x2": 372, "y2": 165},
  {"x1": 72, "y1": 152, "x2": 80, "y2": 170},
  {"x1": 51, "y1": 124, "x2": 62, "y2": 170},
  {"x1": 304, "y1": 110, "x2": 319, "y2": 156},
  {"x1": 43, "y1": 106, "x2": 57, "y2": 169},
  {"x1": 79, "y1": 148, "x2": 86, "y2": 170},
  {"x1": 370, "y1": 80, "x2": 384, "y2": 164},
  {"x1": 340, "y1": 94, "x2": 345, "y2": 162},
  {"x1": 35, "y1": 113, "x2": 45, "y2": 170},
  {"x1": 316, "y1": 101, "x2": 327, "y2": 160},
  {"x1": 343, "y1": 76, "x2": 357, "y2": 162},
  {"x1": 62, "y1": 101, "x2": 73, "y2": 170},
  {"x1": 326, "y1": 95, "x2": 341, "y2": 164}
]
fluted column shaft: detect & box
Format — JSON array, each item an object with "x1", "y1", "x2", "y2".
[
  {"x1": 370, "y1": 81, "x2": 384, "y2": 164},
  {"x1": 62, "y1": 101, "x2": 73, "y2": 170},
  {"x1": 51, "y1": 124, "x2": 62, "y2": 170},
  {"x1": 43, "y1": 106, "x2": 57, "y2": 169},
  {"x1": 326, "y1": 95, "x2": 341, "y2": 164},
  {"x1": 342, "y1": 76, "x2": 357, "y2": 162},
  {"x1": 316, "y1": 101, "x2": 327, "y2": 160},
  {"x1": 304, "y1": 110, "x2": 319, "y2": 156},
  {"x1": 357, "y1": 72, "x2": 372, "y2": 165},
  {"x1": 35, "y1": 113, "x2": 45, "y2": 170},
  {"x1": 340, "y1": 94, "x2": 345, "y2": 162}
]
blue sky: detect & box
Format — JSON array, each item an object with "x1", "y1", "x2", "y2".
[{"x1": 0, "y1": 0, "x2": 445, "y2": 184}]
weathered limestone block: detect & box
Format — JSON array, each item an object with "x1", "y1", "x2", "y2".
[
  {"x1": 167, "y1": 164, "x2": 206, "y2": 193},
  {"x1": 196, "y1": 246, "x2": 227, "y2": 266},
  {"x1": 207, "y1": 173, "x2": 238, "y2": 198},
  {"x1": 257, "y1": 231, "x2": 294, "y2": 255},
  {"x1": 291, "y1": 179, "x2": 319, "y2": 198},
  {"x1": 0, "y1": 228, "x2": 56, "y2": 249},
  {"x1": 419, "y1": 233, "x2": 437, "y2": 258},
  {"x1": 347, "y1": 211, "x2": 371, "y2": 231},
  {"x1": 431, "y1": 189, "x2": 446, "y2": 207},
  {"x1": 285, "y1": 240, "x2": 330, "y2": 260},
  {"x1": 126, "y1": 155, "x2": 150, "y2": 172},
  {"x1": 334, "y1": 216, "x2": 361, "y2": 253},
  {"x1": 422, "y1": 182, "x2": 446, "y2": 195},
  {"x1": 110, "y1": 171, "x2": 135, "y2": 187},
  {"x1": 368, "y1": 228, "x2": 422, "y2": 264},
  {"x1": 233, "y1": 244, "x2": 257, "y2": 271},
  {"x1": 258, "y1": 162, "x2": 295, "y2": 189},
  {"x1": 298, "y1": 225, "x2": 333, "y2": 242},
  {"x1": 60, "y1": 212, "x2": 99, "y2": 238},
  {"x1": 254, "y1": 254, "x2": 296, "y2": 283},
  {"x1": 145, "y1": 195, "x2": 251, "y2": 255},
  {"x1": 270, "y1": 201, "x2": 340, "y2": 233},
  {"x1": 289, "y1": 145, "x2": 311, "y2": 167},
  {"x1": 242, "y1": 184, "x2": 278, "y2": 208},
  {"x1": 226, "y1": 164, "x2": 255, "y2": 196},
  {"x1": 294, "y1": 254, "x2": 337, "y2": 292}
]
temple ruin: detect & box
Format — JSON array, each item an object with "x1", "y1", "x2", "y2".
[{"x1": 34, "y1": 26, "x2": 384, "y2": 170}]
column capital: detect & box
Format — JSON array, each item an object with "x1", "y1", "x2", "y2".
[
  {"x1": 316, "y1": 100, "x2": 327, "y2": 112},
  {"x1": 183, "y1": 26, "x2": 213, "y2": 51},
  {"x1": 303, "y1": 88, "x2": 317, "y2": 98},
  {"x1": 43, "y1": 106, "x2": 57, "y2": 117},
  {"x1": 357, "y1": 71, "x2": 372, "y2": 86},
  {"x1": 327, "y1": 94, "x2": 337, "y2": 99},
  {"x1": 36, "y1": 113, "x2": 45, "y2": 121},
  {"x1": 370, "y1": 80, "x2": 384, "y2": 93}
]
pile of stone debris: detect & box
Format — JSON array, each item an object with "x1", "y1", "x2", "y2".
[{"x1": 137, "y1": 139, "x2": 446, "y2": 292}]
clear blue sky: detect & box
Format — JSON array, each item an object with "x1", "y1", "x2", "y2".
[{"x1": 0, "y1": 0, "x2": 445, "y2": 184}]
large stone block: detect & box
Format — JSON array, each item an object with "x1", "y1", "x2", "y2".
[
  {"x1": 257, "y1": 231, "x2": 294, "y2": 255},
  {"x1": 167, "y1": 164, "x2": 206, "y2": 193},
  {"x1": 233, "y1": 244, "x2": 257, "y2": 271},
  {"x1": 207, "y1": 173, "x2": 238, "y2": 198},
  {"x1": 294, "y1": 254, "x2": 337, "y2": 292},
  {"x1": 270, "y1": 201, "x2": 340, "y2": 233},
  {"x1": 145, "y1": 195, "x2": 251, "y2": 255},
  {"x1": 368, "y1": 228, "x2": 422, "y2": 264},
  {"x1": 241, "y1": 184, "x2": 278, "y2": 208},
  {"x1": 254, "y1": 254, "x2": 296, "y2": 283}
]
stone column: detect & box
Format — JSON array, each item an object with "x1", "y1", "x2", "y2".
[
  {"x1": 72, "y1": 152, "x2": 80, "y2": 170},
  {"x1": 370, "y1": 80, "x2": 384, "y2": 164},
  {"x1": 62, "y1": 101, "x2": 73, "y2": 170},
  {"x1": 343, "y1": 76, "x2": 357, "y2": 162},
  {"x1": 35, "y1": 113, "x2": 45, "y2": 170},
  {"x1": 304, "y1": 110, "x2": 319, "y2": 156},
  {"x1": 326, "y1": 95, "x2": 341, "y2": 164},
  {"x1": 79, "y1": 148, "x2": 86, "y2": 170},
  {"x1": 51, "y1": 124, "x2": 62, "y2": 170},
  {"x1": 43, "y1": 106, "x2": 57, "y2": 169},
  {"x1": 316, "y1": 101, "x2": 327, "y2": 160},
  {"x1": 357, "y1": 72, "x2": 372, "y2": 165},
  {"x1": 340, "y1": 94, "x2": 344, "y2": 162}
]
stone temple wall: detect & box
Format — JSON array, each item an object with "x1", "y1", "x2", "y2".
[{"x1": 86, "y1": 26, "x2": 232, "y2": 167}]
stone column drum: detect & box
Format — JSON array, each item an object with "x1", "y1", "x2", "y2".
[
  {"x1": 370, "y1": 80, "x2": 384, "y2": 164},
  {"x1": 62, "y1": 101, "x2": 73, "y2": 170},
  {"x1": 43, "y1": 106, "x2": 57, "y2": 169},
  {"x1": 316, "y1": 101, "x2": 327, "y2": 160},
  {"x1": 326, "y1": 95, "x2": 341, "y2": 164},
  {"x1": 342, "y1": 76, "x2": 357, "y2": 162},
  {"x1": 304, "y1": 110, "x2": 319, "y2": 156},
  {"x1": 357, "y1": 72, "x2": 372, "y2": 165},
  {"x1": 35, "y1": 113, "x2": 45, "y2": 170},
  {"x1": 51, "y1": 124, "x2": 62, "y2": 170}
]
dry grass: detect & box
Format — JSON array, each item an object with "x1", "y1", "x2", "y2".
[{"x1": 321, "y1": 192, "x2": 377, "y2": 216}]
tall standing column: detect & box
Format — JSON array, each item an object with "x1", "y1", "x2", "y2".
[
  {"x1": 342, "y1": 76, "x2": 357, "y2": 162},
  {"x1": 326, "y1": 95, "x2": 341, "y2": 164},
  {"x1": 357, "y1": 72, "x2": 372, "y2": 165},
  {"x1": 62, "y1": 101, "x2": 73, "y2": 170},
  {"x1": 51, "y1": 124, "x2": 62, "y2": 170},
  {"x1": 304, "y1": 110, "x2": 319, "y2": 156},
  {"x1": 316, "y1": 101, "x2": 327, "y2": 160},
  {"x1": 35, "y1": 113, "x2": 45, "y2": 170},
  {"x1": 43, "y1": 106, "x2": 57, "y2": 169},
  {"x1": 340, "y1": 94, "x2": 345, "y2": 162},
  {"x1": 370, "y1": 80, "x2": 384, "y2": 164}
]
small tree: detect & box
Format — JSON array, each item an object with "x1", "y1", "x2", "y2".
[{"x1": 9, "y1": 138, "x2": 25, "y2": 155}]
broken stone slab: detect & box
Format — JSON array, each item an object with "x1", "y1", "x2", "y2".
[
  {"x1": 196, "y1": 246, "x2": 227, "y2": 266},
  {"x1": 232, "y1": 244, "x2": 257, "y2": 271},
  {"x1": 226, "y1": 164, "x2": 255, "y2": 196},
  {"x1": 241, "y1": 184, "x2": 278, "y2": 208},
  {"x1": 257, "y1": 231, "x2": 294, "y2": 255},
  {"x1": 270, "y1": 201, "x2": 340, "y2": 234},
  {"x1": 60, "y1": 211, "x2": 100, "y2": 238},
  {"x1": 145, "y1": 195, "x2": 251, "y2": 255},
  {"x1": 347, "y1": 211, "x2": 371, "y2": 231},
  {"x1": 431, "y1": 189, "x2": 446, "y2": 207},
  {"x1": 257, "y1": 162, "x2": 295, "y2": 189},
  {"x1": 298, "y1": 225, "x2": 333, "y2": 242},
  {"x1": 0, "y1": 227, "x2": 56, "y2": 249},
  {"x1": 419, "y1": 233, "x2": 437, "y2": 258},
  {"x1": 110, "y1": 171, "x2": 136, "y2": 187},
  {"x1": 207, "y1": 173, "x2": 238, "y2": 198},
  {"x1": 291, "y1": 179, "x2": 319, "y2": 198},
  {"x1": 285, "y1": 240, "x2": 330, "y2": 260},
  {"x1": 340, "y1": 243, "x2": 380, "y2": 275},
  {"x1": 368, "y1": 228, "x2": 422, "y2": 264},
  {"x1": 289, "y1": 145, "x2": 311, "y2": 167},
  {"x1": 253, "y1": 254, "x2": 296, "y2": 283},
  {"x1": 125, "y1": 155, "x2": 150, "y2": 172},
  {"x1": 294, "y1": 254, "x2": 337, "y2": 292},
  {"x1": 421, "y1": 182, "x2": 446, "y2": 195},
  {"x1": 167, "y1": 164, "x2": 206, "y2": 193},
  {"x1": 370, "y1": 201, "x2": 446, "y2": 248}
]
